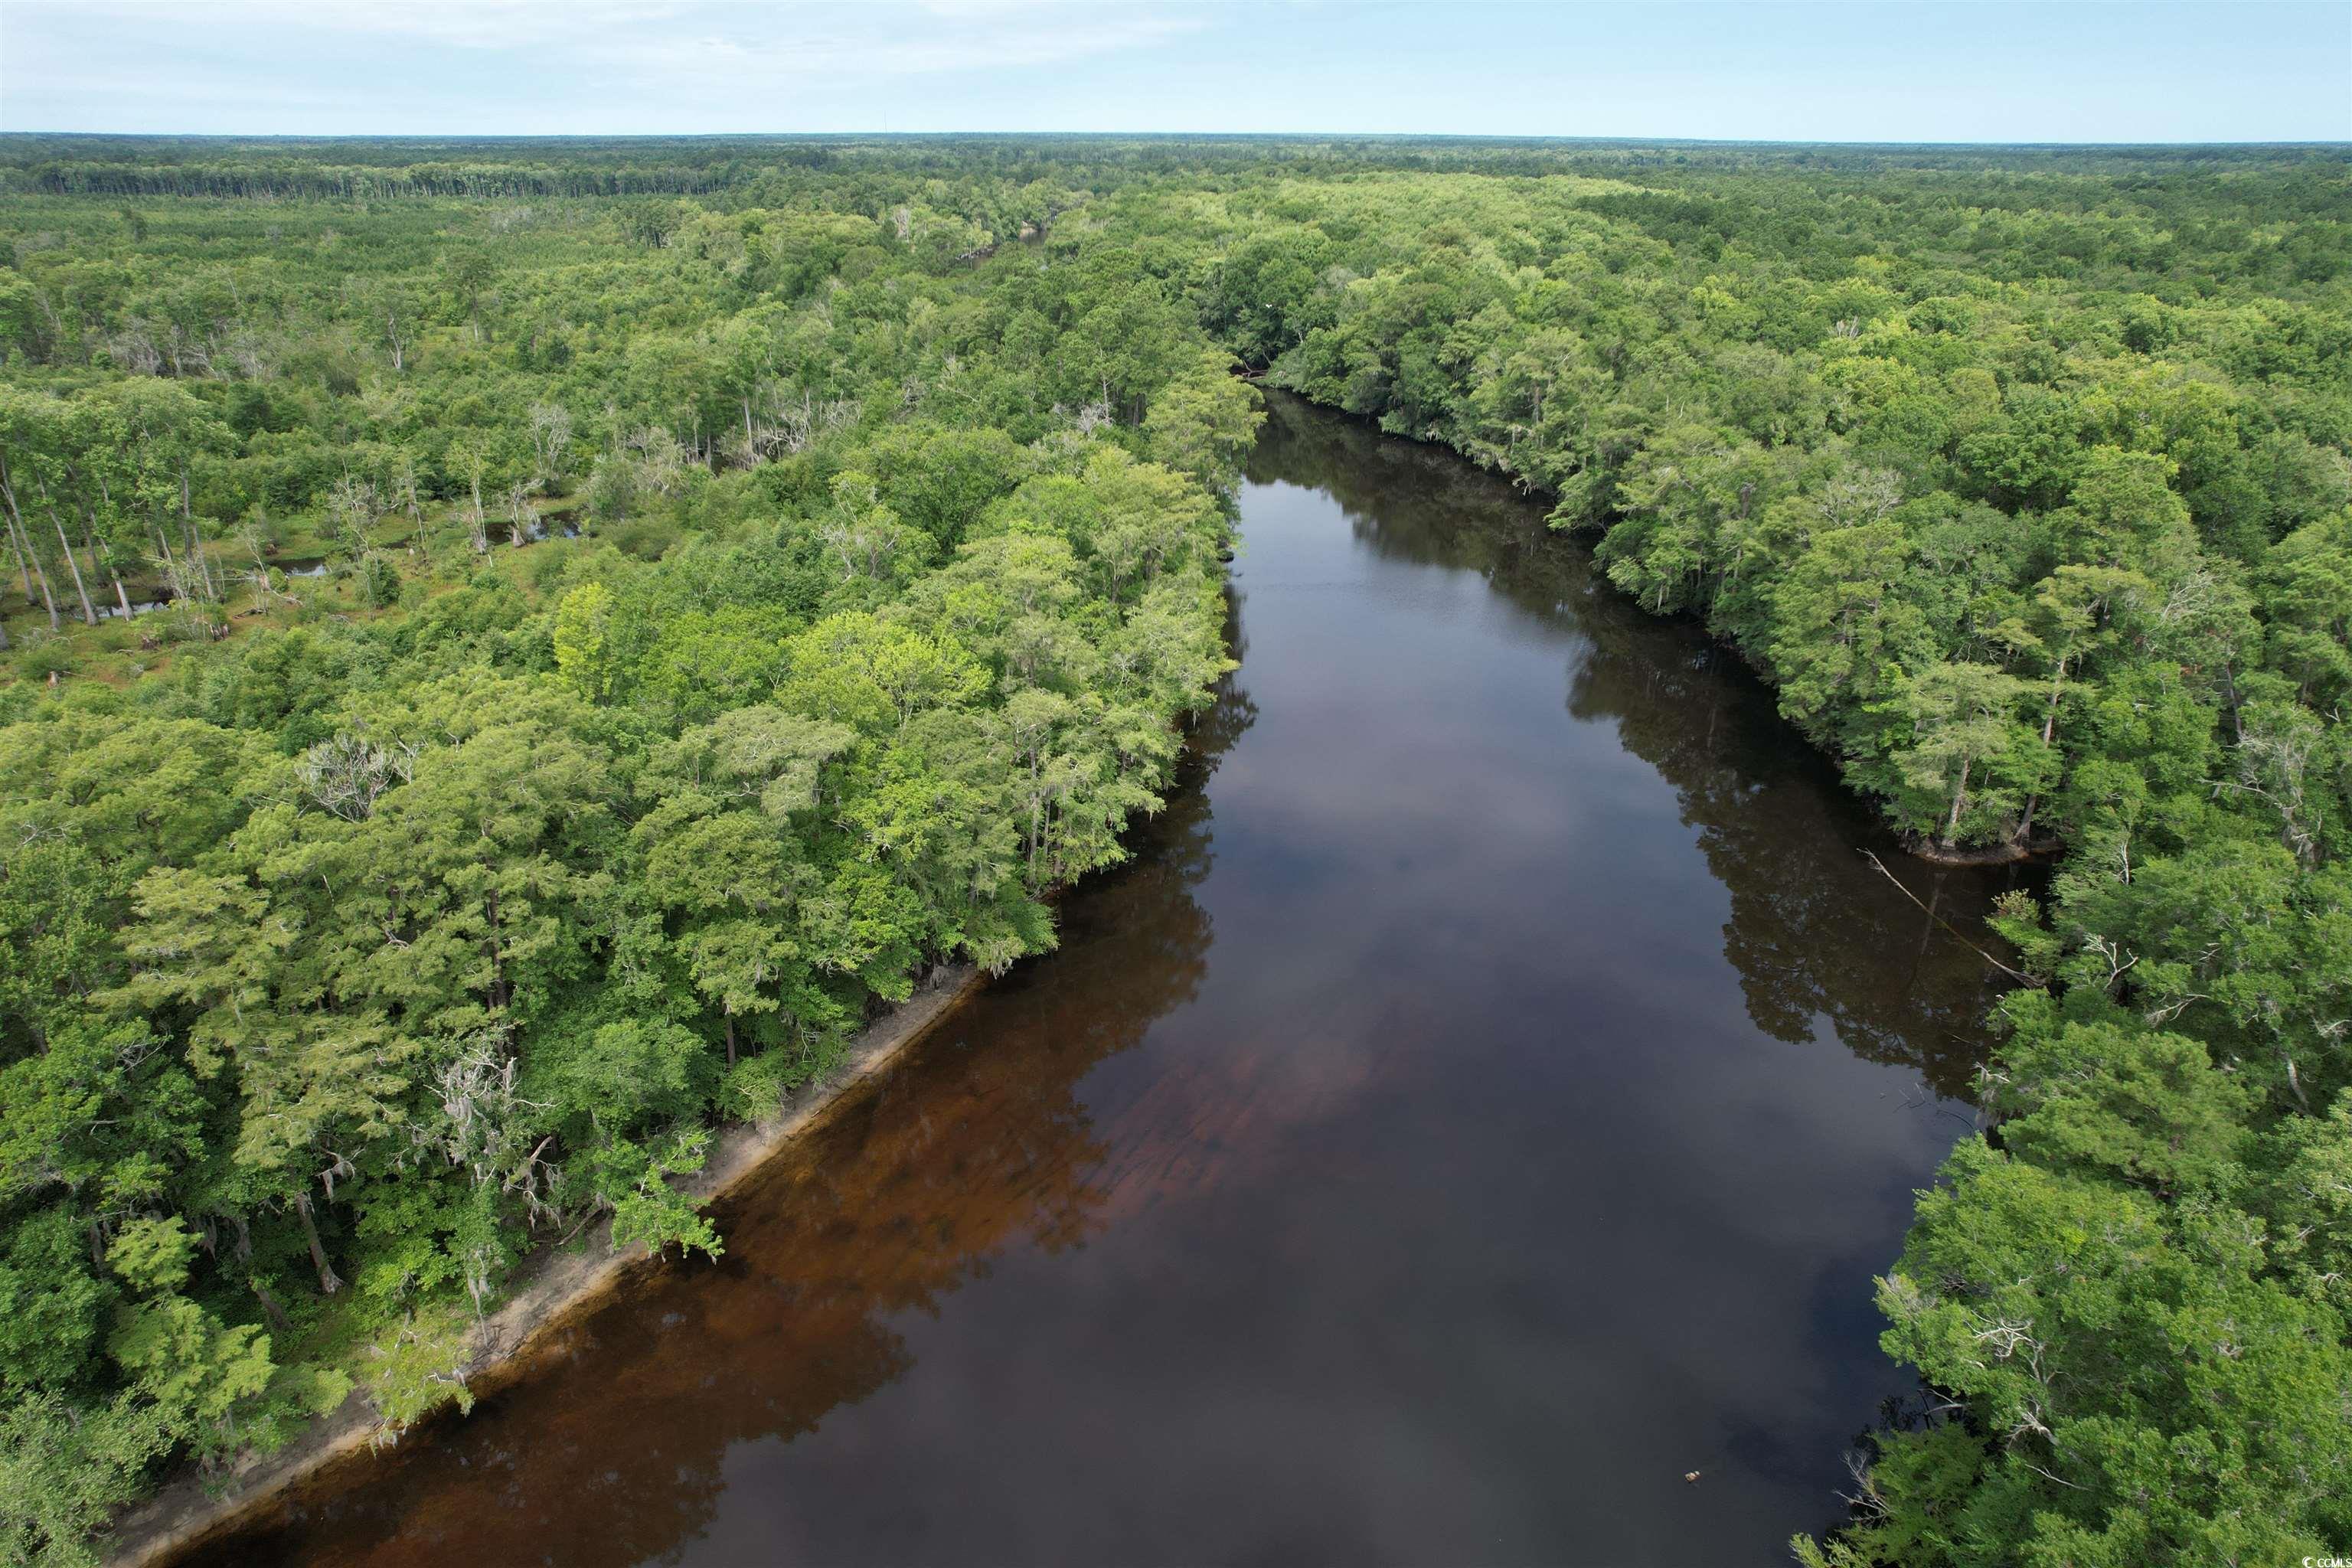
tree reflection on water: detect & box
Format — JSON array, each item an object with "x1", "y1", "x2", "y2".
[
  {"x1": 1252, "y1": 391, "x2": 2024, "y2": 1101},
  {"x1": 180, "y1": 661, "x2": 1256, "y2": 1568},
  {"x1": 182, "y1": 394, "x2": 2026, "y2": 1568}
]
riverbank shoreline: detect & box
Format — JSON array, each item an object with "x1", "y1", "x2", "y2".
[
  {"x1": 104, "y1": 963, "x2": 988, "y2": 1568},
  {"x1": 1250, "y1": 387, "x2": 2061, "y2": 882}
]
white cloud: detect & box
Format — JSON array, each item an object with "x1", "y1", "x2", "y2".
[
  {"x1": 44, "y1": 1, "x2": 684, "y2": 50},
  {"x1": 591, "y1": 7, "x2": 1204, "y2": 83},
  {"x1": 18, "y1": 0, "x2": 1200, "y2": 73},
  {"x1": 0, "y1": 0, "x2": 1214, "y2": 130}
]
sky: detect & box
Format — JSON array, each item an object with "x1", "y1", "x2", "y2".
[{"x1": 0, "y1": 1, "x2": 2346, "y2": 144}]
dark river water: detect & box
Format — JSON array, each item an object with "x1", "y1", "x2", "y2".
[{"x1": 182, "y1": 393, "x2": 2024, "y2": 1568}]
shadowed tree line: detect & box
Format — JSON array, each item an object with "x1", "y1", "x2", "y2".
[
  {"x1": 1253, "y1": 391, "x2": 2017, "y2": 1102},
  {"x1": 1183, "y1": 152, "x2": 2352, "y2": 1566},
  {"x1": 172, "y1": 654, "x2": 1250, "y2": 1568},
  {"x1": 0, "y1": 148, "x2": 1257, "y2": 1566},
  {"x1": 0, "y1": 135, "x2": 2344, "y2": 1566}
]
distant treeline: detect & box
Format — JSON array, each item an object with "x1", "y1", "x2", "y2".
[
  {"x1": 8, "y1": 132, "x2": 2347, "y2": 203},
  {"x1": 0, "y1": 137, "x2": 1255, "y2": 1568},
  {"x1": 12, "y1": 162, "x2": 749, "y2": 200},
  {"x1": 2, "y1": 132, "x2": 2348, "y2": 1568}
]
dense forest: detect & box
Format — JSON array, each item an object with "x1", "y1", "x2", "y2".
[
  {"x1": 0, "y1": 136, "x2": 1253, "y2": 1564},
  {"x1": 0, "y1": 135, "x2": 2347, "y2": 1566}
]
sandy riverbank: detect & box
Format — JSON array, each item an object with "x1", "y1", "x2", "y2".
[{"x1": 106, "y1": 964, "x2": 986, "y2": 1568}]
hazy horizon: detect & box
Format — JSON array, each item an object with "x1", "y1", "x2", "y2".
[
  {"x1": 3, "y1": 2, "x2": 2346, "y2": 145},
  {"x1": 4, "y1": 129, "x2": 2348, "y2": 148}
]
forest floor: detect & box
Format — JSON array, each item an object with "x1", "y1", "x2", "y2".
[{"x1": 104, "y1": 962, "x2": 988, "y2": 1568}]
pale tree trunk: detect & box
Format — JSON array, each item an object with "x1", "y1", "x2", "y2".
[
  {"x1": 182, "y1": 519, "x2": 210, "y2": 601},
  {"x1": 24, "y1": 479, "x2": 96, "y2": 624},
  {"x1": 87, "y1": 475, "x2": 131, "y2": 612},
  {"x1": 2012, "y1": 662, "x2": 2068, "y2": 846},
  {"x1": 86, "y1": 511, "x2": 131, "y2": 616},
  {"x1": 26, "y1": 523, "x2": 60, "y2": 628},
  {"x1": 1943, "y1": 756, "x2": 1972, "y2": 848},
  {"x1": 292, "y1": 1192, "x2": 342, "y2": 1295},
  {"x1": 179, "y1": 462, "x2": 218, "y2": 602},
  {"x1": 2220, "y1": 662, "x2": 2247, "y2": 745},
  {"x1": 4, "y1": 502, "x2": 58, "y2": 630},
  {"x1": 250, "y1": 1276, "x2": 292, "y2": 1333},
  {"x1": 7, "y1": 508, "x2": 32, "y2": 601},
  {"x1": 149, "y1": 515, "x2": 180, "y2": 585},
  {"x1": 50, "y1": 511, "x2": 96, "y2": 625}
]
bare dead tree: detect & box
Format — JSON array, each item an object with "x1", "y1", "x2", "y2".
[
  {"x1": 527, "y1": 401, "x2": 572, "y2": 487},
  {"x1": 296, "y1": 731, "x2": 421, "y2": 822},
  {"x1": 504, "y1": 479, "x2": 536, "y2": 548}
]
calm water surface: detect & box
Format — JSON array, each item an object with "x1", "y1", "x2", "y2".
[{"x1": 185, "y1": 394, "x2": 2022, "y2": 1568}]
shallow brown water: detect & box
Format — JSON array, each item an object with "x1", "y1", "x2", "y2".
[{"x1": 181, "y1": 394, "x2": 2025, "y2": 1567}]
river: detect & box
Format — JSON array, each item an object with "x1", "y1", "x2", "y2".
[{"x1": 178, "y1": 391, "x2": 2024, "y2": 1567}]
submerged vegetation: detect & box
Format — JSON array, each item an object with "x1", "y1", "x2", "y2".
[{"x1": 0, "y1": 135, "x2": 2347, "y2": 1565}]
